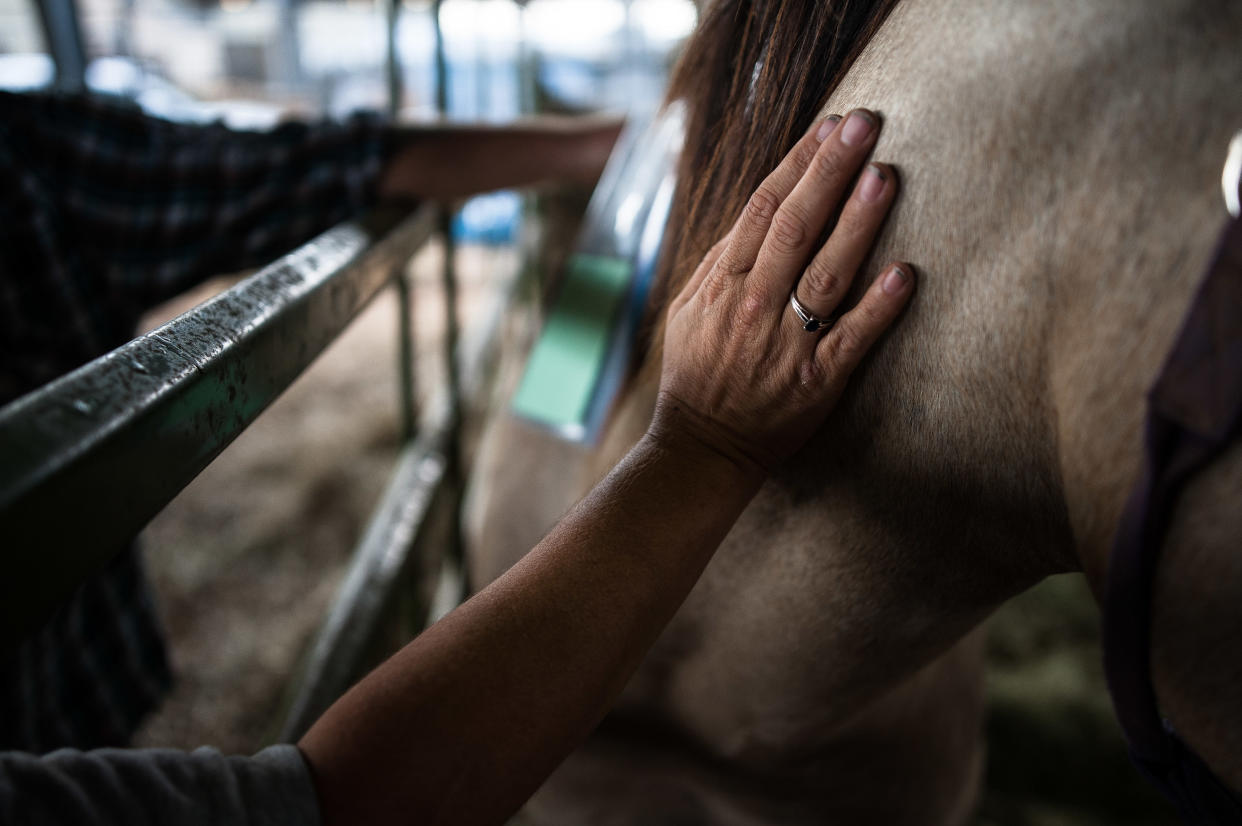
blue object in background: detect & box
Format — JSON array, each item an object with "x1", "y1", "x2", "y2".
[{"x1": 452, "y1": 191, "x2": 523, "y2": 245}]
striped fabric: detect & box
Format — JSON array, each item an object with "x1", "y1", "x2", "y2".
[{"x1": 0, "y1": 90, "x2": 389, "y2": 751}]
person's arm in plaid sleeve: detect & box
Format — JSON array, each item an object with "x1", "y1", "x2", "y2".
[
  {"x1": 10, "y1": 93, "x2": 388, "y2": 310},
  {"x1": 7, "y1": 92, "x2": 618, "y2": 315}
]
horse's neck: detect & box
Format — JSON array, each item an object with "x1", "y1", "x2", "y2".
[
  {"x1": 568, "y1": 1, "x2": 1242, "y2": 803},
  {"x1": 597, "y1": 0, "x2": 1242, "y2": 675},
  {"x1": 809, "y1": 0, "x2": 1242, "y2": 592}
]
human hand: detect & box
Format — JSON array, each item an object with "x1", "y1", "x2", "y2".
[{"x1": 652, "y1": 109, "x2": 913, "y2": 475}]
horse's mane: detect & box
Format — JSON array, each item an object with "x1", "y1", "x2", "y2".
[{"x1": 645, "y1": 0, "x2": 900, "y2": 352}]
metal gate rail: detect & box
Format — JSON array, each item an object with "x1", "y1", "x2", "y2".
[
  {"x1": 11, "y1": 0, "x2": 554, "y2": 749},
  {"x1": 0, "y1": 205, "x2": 435, "y2": 646},
  {"x1": 278, "y1": 204, "x2": 541, "y2": 741}
]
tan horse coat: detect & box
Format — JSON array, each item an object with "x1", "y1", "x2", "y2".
[{"x1": 466, "y1": 0, "x2": 1242, "y2": 821}]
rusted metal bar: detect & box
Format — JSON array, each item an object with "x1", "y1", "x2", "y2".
[{"x1": 0, "y1": 206, "x2": 436, "y2": 646}]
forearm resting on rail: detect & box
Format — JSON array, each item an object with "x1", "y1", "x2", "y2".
[{"x1": 378, "y1": 116, "x2": 623, "y2": 202}]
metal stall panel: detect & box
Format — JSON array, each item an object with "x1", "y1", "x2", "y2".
[{"x1": 0, "y1": 206, "x2": 436, "y2": 646}]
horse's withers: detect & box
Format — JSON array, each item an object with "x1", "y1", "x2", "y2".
[{"x1": 466, "y1": 0, "x2": 1242, "y2": 820}]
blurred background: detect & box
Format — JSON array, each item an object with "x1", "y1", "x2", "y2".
[
  {"x1": 0, "y1": 0, "x2": 695, "y2": 116},
  {"x1": 0, "y1": 0, "x2": 1178, "y2": 822}
]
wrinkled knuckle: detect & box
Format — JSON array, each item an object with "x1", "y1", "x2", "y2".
[
  {"x1": 830, "y1": 325, "x2": 866, "y2": 367},
  {"x1": 697, "y1": 242, "x2": 723, "y2": 270},
  {"x1": 835, "y1": 207, "x2": 869, "y2": 240},
  {"x1": 797, "y1": 358, "x2": 825, "y2": 394},
  {"x1": 769, "y1": 206, "x2": 809, "y2": 253},
  {"x1": 789, "y1": 141, "x2": 820, "y2": 173},
  {"x1": 744, "y1": 186, "x2": 782, "y2": 227},
  {"x1": 794, "y1": 136, "x2": 819, "y2": 163},
  {"x1": 807, "y1": 149, "x2": 846, "y2": 186},
  {"x1": 856, "y1": 296, "x2": 888, "y2": 330},
  {"x1": 693, "y1": 279, "x2": 719, "y2": 309},
  {"x1": 735, "y1": 290, "x2": 768, "y2": 330},
  {"x1": 715, "y1": 249, "x2": 749, "y2": 277},
  {"x1": 802, "y1": 260, "x2": 842, "y2": 299}
]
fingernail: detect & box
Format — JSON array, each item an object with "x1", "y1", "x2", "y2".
[
  {"x1": 840, "y1": 110, "x2": 875, "y2": 147},
  {"x1": 859, "y1": 164, "x2": 886, "y2": 202},
  {"x1": 816, "y1": 114, "x2": 842, "y2": 142},
  {"x1": 882, "y1": 264, "x2": 910, "y2": 295}
]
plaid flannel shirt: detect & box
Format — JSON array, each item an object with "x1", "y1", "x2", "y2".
[{"x1": 0, "y1": 90, "x2": 389, "y2": 751}]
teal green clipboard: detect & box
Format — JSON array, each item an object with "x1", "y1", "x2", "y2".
[{"x1": 511, "y1": 253, "x2": 634, "y2": 440}]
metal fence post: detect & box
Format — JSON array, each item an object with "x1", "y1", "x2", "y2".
[
  {"x1": 395, "y1": 273, "x2": 418, "y2": 441},
  {"x1": 34, "y1": 0, "x2": 86, "y2": 92},
  {"x1": 432, "y1": 0, "x2": 466, "y2": 584},
  {"x1": 387, "y1": 0, "x2": 418, "y2": 442}
]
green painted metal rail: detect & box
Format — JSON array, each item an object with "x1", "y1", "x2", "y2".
[
  {"x1": 0, "y1": 206, "x2": 436, "y2": 647},
  {"x1": 276, "y1": 207, "x2": 536, "y2": 740}
]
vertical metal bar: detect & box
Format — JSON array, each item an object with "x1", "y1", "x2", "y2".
[
  {"x1": 35, "y1": 0, "x2": 87, "y2": 92},
  {"x1": 113, "y1": 0, "x2": 134, "y2": 59},
  {"x1": 432, "y1": 0, "x2": 465, "y2": 580},
  {"x1": 388, "y1": 0, "x2": 417, "y2": 441},
  {"x1": 516, "y1": 0, "x2": 535, "y2": 115},
  {"x1": 395, "y1": 270, "x2": 417, "y2": 440},
  {"x1": 384, "y1": 0, "x2": 402, "y2": 116},
  {"x1": 432, "y1": 0, "x2": 448, "y2": 114},
  {"x1": 438, "y1": 221, "x2": 461, "y2": 454},
  {"x1": 274, "y1": 0, "x2": 302, "y2": 99}
]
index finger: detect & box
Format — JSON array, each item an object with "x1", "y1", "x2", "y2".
[
  {"x1": 747, "y1": 109, "x2": 881, "y2": 308},
  {"x1": 712, "y1": 115, "x2": 842, "y2": 279}
]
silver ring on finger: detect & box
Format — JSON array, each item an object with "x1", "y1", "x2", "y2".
[{"x1": 790, "y1": 290, "x2": 836, "y2": 333}]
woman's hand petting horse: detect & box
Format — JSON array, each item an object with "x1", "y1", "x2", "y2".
[
  {"x1": 653, "y1": 108, "x2": 913, "y2": 475},
  {"x1": 301, "y1": 108, "x2": 912, "y2": 826}
]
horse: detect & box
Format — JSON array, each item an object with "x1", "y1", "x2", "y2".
[{"x1": 463, "y1": 0, "x2": 1242, "y2": 822}]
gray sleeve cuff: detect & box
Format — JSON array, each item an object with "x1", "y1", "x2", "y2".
[
  {"x1": 243, "y1": 744, "x2": 321, "y2": 826},
  {"x1": 0, "y1": 743, "x2": 321, "y2": 826}
]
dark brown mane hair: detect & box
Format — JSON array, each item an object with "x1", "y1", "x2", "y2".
[{"x1": 647, "y1": 0, "x2": 900, "y2": 345}]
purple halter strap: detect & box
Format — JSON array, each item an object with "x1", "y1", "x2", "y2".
[{"x1": 1102, "y1": 214, "x2": 1242, "y2": 824}]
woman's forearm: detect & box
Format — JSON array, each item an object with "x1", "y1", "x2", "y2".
[
  {"x1": 301, "y1": 107, "x2": 911, "y2": 826},
  {"x1": 299, "y1": 426, "x2": 764, "y2": 826}
]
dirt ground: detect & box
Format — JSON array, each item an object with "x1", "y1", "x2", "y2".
[
  {"x1": 128, "y1": 234, "x2": 1177, "y2": 823},
  {"x1": 132, "y1": 237, "x2": 512, "y2": 753},
  {"x1": 132, "y1": 280, "x2": 400, "y2": 753}
]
